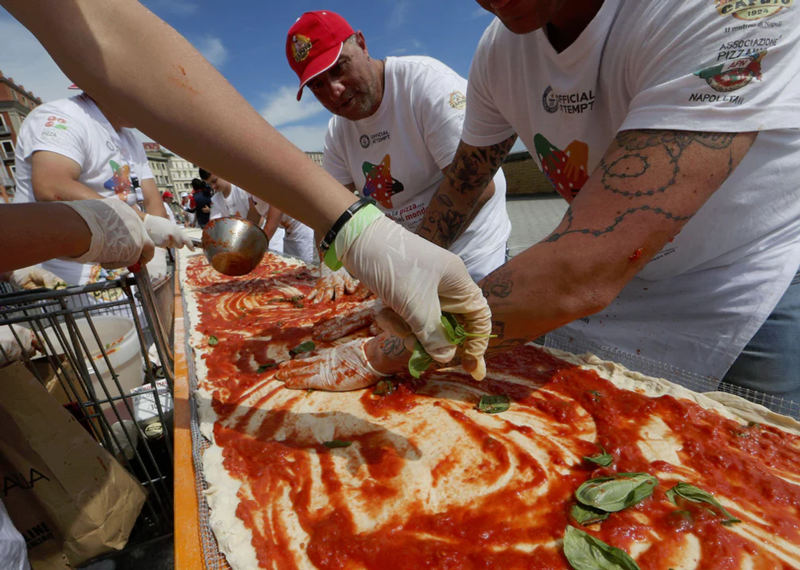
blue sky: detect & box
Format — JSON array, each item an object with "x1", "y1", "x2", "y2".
[{"x1": 0, "y1": 1, "x2": 498, "y2": 152}]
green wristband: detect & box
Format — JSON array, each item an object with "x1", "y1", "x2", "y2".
[{"x1": 323, "y1": 204, "x2": 383, "y2": 271}]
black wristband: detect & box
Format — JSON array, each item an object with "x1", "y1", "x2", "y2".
[{"x1": 318, "y1": 197, "x2": 374, "y2": 253}]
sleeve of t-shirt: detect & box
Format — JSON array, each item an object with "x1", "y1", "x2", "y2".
[
  {"x1": 460, "y1": 22, "x2": 517, "y2": 148},
  {"x1": 17, "y1": 105, "x2": 89, "y2": 167},
  {"x1": 415, "y1": 62, "x2": 468, "y2": 169},
  {"x1": 126, "y1": 133, "x2": 154, "y2": 181},
  {"x1": 620, "y1": 2, "x2": 800, "y2": 133},
  {"x1": 322, "y1": 118, "x2": 354, "y2": 186},
  {"x1": 209, "y1": 194, "x2": 223, "y2": 221}
]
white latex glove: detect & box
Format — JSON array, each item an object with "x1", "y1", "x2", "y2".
[
  {"x1": 313, "y1": 298, "x2": 381, "y2": 341},
  {"x1": 143, "y1": 214, "x2": 196, "y2": 250},
  {"x1": 0, "y1": 325, "x2": 36, "y2": 368},
  {"x1": 307, "y1": 263, "x2": 359, "y2": 304},
  {"x1": 60, "y1": 199, "x2": 155, "y2": 269},
  {"x1": 336, "y1": 213, "x2": 492, "y2": 380},
  {"x1": 10, "y1": 266, "x2": 68, "y2": 290},
  {"x1": 276, "y1": 338, "x2": 387, "y2": 391}
]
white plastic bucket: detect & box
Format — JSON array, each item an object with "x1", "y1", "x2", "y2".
[{"x1": 37, "y1": 316, "x2": 144, "y2": 419}]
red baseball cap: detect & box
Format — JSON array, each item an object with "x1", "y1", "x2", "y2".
[
  {"x1": 162, "y1": 191, "x2": 174, "y2": 199},
  {"x1": 286, "y1": 11, "x2": 354, "y2": 101}
]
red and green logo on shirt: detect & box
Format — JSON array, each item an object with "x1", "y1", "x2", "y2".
[
  {"x1": 534, "y1": 134, "x2": 589, "y2": 202},
  {"x1": 362, "y1": 154, "x2": 405, "y2": 209}
]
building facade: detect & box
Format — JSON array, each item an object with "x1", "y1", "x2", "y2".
[
  {"x1": 169, "y1": 155, "x2": 196, "y2": 196},
  {"x1": 0, "y1": 71, "x2": 42, "y2": 202},
  {"x1": 143, "y1": 142, "x2": 175, "y2": 196}
]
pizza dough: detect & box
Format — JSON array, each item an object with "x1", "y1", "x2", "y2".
[{"x1": 180, "y1": 251, "x2": 800, "y2": 570}]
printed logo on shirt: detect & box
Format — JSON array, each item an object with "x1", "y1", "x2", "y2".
[
  {"x1": 717, "y1": 36, "x2": 780, "y2": 61},
  {"x1": 44, "y1": 115, "x2": 68, "y2": 130},
  {"x1": 715, "y1": 0, "x2": 792, "y2": 20},
  {"x1": 106, "y1": 141, "x2": 116, "y2": 151},
  {"x1": 291, "y1": 34, "x2": 312, "y2": 62},
  {"x1": 694, "y1": 50, "x2": 766, "y2": 92},
  {"x1": 103, "y1": 160, "x2": 133, "y2": 202},
  {"x1": 448, "y1": 91, "x2": 467, "y2": 110},
  {"x1": 540, "y1": 86, "x2": 596, "y2": 115},
  {"x1": 362, "y1": 154, "x2": 405, "y2": 209},
  {"x1": 362, "y1": 130, "x2": 391, "y2": 147},
  {"x1": 360, "y1": 135, "x2": 370, "y2": 148},
  {"x1": 533, "y1": 134, "x2": 589, "y2": 202}
]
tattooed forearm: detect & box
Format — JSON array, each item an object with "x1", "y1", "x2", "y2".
[
  {"x1": 480, "y1": 267, "x2": 514, "y2": 299},
  {"x1": 379, "y1": 335, "x2": 407, "y2": 358},
  {"x1": 417, "y1": 134, "x2": 517, "y2": 248},
  {"x1": 546, "y1": 204, "x2": 692, "y2": 242}
]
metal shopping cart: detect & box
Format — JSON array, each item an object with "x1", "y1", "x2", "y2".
[{"x1": 0, "y1": 267, "x2": 175, "y2": 545}]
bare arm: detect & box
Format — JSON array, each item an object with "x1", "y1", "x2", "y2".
[
  {"x1": 369, "y1": 129, "x2": 759, "y2": 370},
  {"x1": 417, "y1": 135, "x2": 517, "y2": 248},
  {"x1": 140, "y1": 178, "x2": 168, "y2": 218},
  {"x1": 31, "y1": 151, "x2": 104, "y2": 202},
  {"x1": 2, "y1": 0, "x2": 356, "y2": 235},
  {"x1": 263, "y1": 206, "x2": 283, "y2": 240},
  {"x1": 0, "y1": 204, "x2": 92, "y2": 272}
]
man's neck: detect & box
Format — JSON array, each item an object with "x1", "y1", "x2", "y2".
[
  {"x1": 220, "y1": 184, "x2": 232, "y2": 198},
  {"x1": 94, "y1": 101, "x2": 126, "y2": 132},
  {"x1": 369, "y1": 58, "x2": 386, "y2": 116},
  {"x1": 547, "y1": 0, "x2": 605, "y2": 53}
]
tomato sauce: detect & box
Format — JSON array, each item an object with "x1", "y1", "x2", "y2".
[{"x1": 186, "y1": 255, "x2": 800, "y2": 570}]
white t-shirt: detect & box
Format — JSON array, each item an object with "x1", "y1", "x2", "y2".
[
  {"x1": 465, "y1": 1, "x2": 800, "y2": 378},
  {"x1": 251, "y1": 196, "x2": 315, "y2": 263},
  {"x1": 323, "y1": 56, "x2": 511, "y2": 278},
  {"x1": 14, "y1": 94, "x2": 154, "y2": 285},
  {"x1": 209, "y1": 184, "x2": 251, "y2": 220}
]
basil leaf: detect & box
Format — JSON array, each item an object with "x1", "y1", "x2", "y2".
[
  {"x1": 373, "y1": 379, "x2": 396, "y2": 396},
  {"x1": 408, "y1": 340, "x2": 434, "y2": 378},
  {"x1": 476, "y1": 394, "x2": 510, "y2": 414},
  {"x1": 575, "y1": 473, "x2": 658, "y2": 513},
  {"x1": 440, "y1": 313, "x2": 461, "y2": 345},
  {"x1": 571, "y1": 504, "x2": 609, "y2": 526},
  {"x1": 588, "y1": 390, "x2": 603, "y2": 397},
  {"x1": 563, "y1": 526, "x2": 640, "y2": 570},
  {"x1": 665, "y1": 482, "x2": 741, "y2": 525},
  {"x1": 322, "y1": 440, "x2": 352, "y2": 449},
  {"x1": 289, "y1": 340, "x2": 315, "y2": 356},
  {"x1": 583, "y1": 446, "x2": 614, "y2": 467},
  {"x1": 256, "y1": 363, "x2": 276, "y2": 373},
  {"x1": 207, "y1": 335, "x2": 218, "y2": 346}
]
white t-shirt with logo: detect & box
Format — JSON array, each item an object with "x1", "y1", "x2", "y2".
[
  {"x1": 209, "y1": 184, "x2": 251, "y2": 220},
  {"x1": 251, "y1": 196, "x2": 315, "y2": 263},
  {"x1": 323, "y1": 56, "x2": 511, "y2": 279},
  {"x1": 464, "y1": 1, "x2": 800, "y2": 379},
  {"x1": 14, "y1": 94, "x2": 154, "y2": 285}
]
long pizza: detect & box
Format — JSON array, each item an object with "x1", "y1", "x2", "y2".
[{"x1": 180, "y1": 251, "x2": 800, "y2": 570}]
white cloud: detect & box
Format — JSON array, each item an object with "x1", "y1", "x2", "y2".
[
  {"x1": 276, "y1": 124, "x2": 329, "y2": 152},
  {"x1": 389, "y1": 0, "x2": 412, "y2": 28},
  {"x1": 0, "y1": 13, "x2": 77, "y2": 103},
  {"x1": 260, "y1": 86, "x2": 326, "y2": 128},
  {"x1": 194, "y1": 35, "x2": 228, "y2": 68}
]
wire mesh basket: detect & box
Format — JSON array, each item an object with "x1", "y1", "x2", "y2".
[{"x1": 0, "y1": 270, "x2": 175, "y2": 544}]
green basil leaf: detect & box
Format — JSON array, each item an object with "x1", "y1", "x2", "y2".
[
  {"x1": 665, "y1": 482, "x2": 741, "y2": 525},
  {"x1": 575, "y1": 473, "x2": 658, "y2": 513},
  {"x1": 571, "y1": 504, "x2": 609, "y2": 526},
  {"x1": 440, "y1": 313, "x2": 461, "y2": 345},
  {"x1": 583, "y1": 446, "x2": 614, "y2": 467},
  {"x1": 289, "y1": 340, "x2": 316, "y2": 356},
  {"x1": 476, "y1": 394, "x2": 510, "y2": 414},
  {"x1": 207, "y1": 335, "x2": 218, "y2": 346},
  {"x1": 256, "y1": 363, "x2": 277, "y2": 373},
  {"x1": 373, "y1": 379, "x2": 396, "y2": 396},
  {"x1": 408, "y1": 340, "x2": 434, "y2": 378},
  {"x1": 322, "y1": 440, "x2": 352, "y2": 449},
  {"x1": 563, "y1": 526, "x2": 641, "y2": 570}
]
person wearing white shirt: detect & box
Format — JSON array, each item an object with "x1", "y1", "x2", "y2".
[
  {"x1": 13, "y1": 91, "x2": 191, "y2": 285},
  {"x1": 285, "y1": 11, "x2": 511, "y2": 300},
  {"x1": 250, "y1": 196, "x2": 316, "y2": 263}
]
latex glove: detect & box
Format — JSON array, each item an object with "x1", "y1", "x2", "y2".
[
  {"x1": 313, "y1": 298, "x2": 382, "y2": 341},
  {"x1": 0, "y1": 325, "x2": 36, "y2": 368},
  {"x1": 307, "y1": 263, "x2": 360, "y2": 304},
  {"x1": 337, "y1": 214, "x2": 492, "y2": 380},
  {"x1": 10, "y1": 266, "x2": 68, "y2": 290},
  {"x1": 143, "y1": 214, "x2": 196, "y2": 250},
  {"x1": 61, "y1": 198, "x2": 155, "y2": 269},
  {"x1": 276, "y1": 338, "x2": 388, "y2": 391}
]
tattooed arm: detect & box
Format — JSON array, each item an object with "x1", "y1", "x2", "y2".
[
  {"x1": 361, "y1": 129, "x2": 759, "y2": 377},
  {"x1": 417, "y1": 135, "x2": 517, "y2": 249}
]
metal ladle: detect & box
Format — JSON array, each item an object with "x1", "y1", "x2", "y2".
[{"x1": 190, "y1": 217, "x2": 269, "y2": 276}]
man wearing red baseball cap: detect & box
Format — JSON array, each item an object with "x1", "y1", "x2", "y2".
[{"x1": 286, "y1": 11, "x2": 511, "y2": 302}]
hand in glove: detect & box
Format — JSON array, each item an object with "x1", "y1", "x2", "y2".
[
  {"x1": 143, "y1": 214, "x2": 196, "y2": 250},
  {"x1": 333, "y1": 207, "x2": 492, "y2": 380},
  {"x1": 306, "y1": 263, "x2": 359, "y2": 304},
  {"x1": 10, "y1": 266, "x2": 68, "y2": 290},
  {"x1": 61, "y1": 198, "x2": 155, "y2": 268},
  {"x1": 0, "y1": 325, "x2": 36, "y2": 368},
  {"x1": 276, "y1": 338, "x2": 388, "y2": 391}
]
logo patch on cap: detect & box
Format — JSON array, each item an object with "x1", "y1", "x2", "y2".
[{"x1": 292, "y1": 34, "x2": 313, "y2": 62}]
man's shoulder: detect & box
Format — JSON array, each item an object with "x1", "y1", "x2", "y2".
[
  {"x1": 388, "y1": 56, "x2": 464, "y2": 82},
  {"x1": 20, "y1": 97, "x2": 87, "y2": 134}
]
